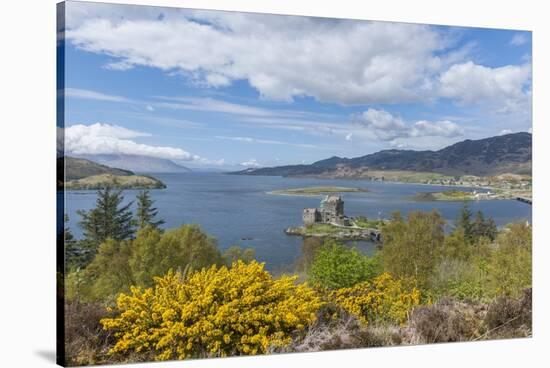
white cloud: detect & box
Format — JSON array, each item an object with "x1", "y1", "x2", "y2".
[
  {"x1": 64, "y1": 123, "x2": 200, "y2": 160},
  {"x1": 240, "y1": 159, "x2": 261, "y2": 168},
  {"x1": 345, "y1": 133, "x2": 353, "y2": 141},
  {"x1": 64, "y1": 88, "x2": 131, "y2": 102},
  {"x1": 146, "y1": 105, "x2": 154, "y2": 112},
  {"x1": 510, "y1": 33, "x2": 529, "y2": 46},
  {"x1": 439, "y1": 61, "x2": 531, "y2": 112},
  {"x1": 215, "y1": 135, "x2": 316, "y2": 149},
  {"x1": 499, "y1": 129, "x2": 513, "y2": 135},
  {"x1": 65, "y1": 6, "x2": 456, "y2": 105},
  {"x1": 354, "y1": 108, "x2": 463, "y2": 141},
  {"x1": 411, "y1": 120, "x2": 463, "y2": 138}
]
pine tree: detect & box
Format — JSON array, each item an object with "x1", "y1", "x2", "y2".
[
  {"x1": 473, "y1": 210, "x2": 498, "y2": 241},
  {"x1": 77, "y1": 186, "x2": 135, "y2": 246},
  {"x1": 136, "y1": 190, "x2": 165, "y2": 230},
  {"x1": 457, "y1": 202, "x2": 473, "y2": 243}
]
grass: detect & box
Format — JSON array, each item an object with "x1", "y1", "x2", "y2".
[
  {"x1": 304, "y1": 223, "x2": 345, "y2": 235},
  {"x1": 269, "y1": 186, "x2": 368, "y2": 196},
  {"x1": 353, "y1": 217, "x2": 385, "y2": 229}
]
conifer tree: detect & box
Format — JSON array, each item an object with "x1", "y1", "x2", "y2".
[
  {"x1": 77, "y1": 186, "x2": 135, "y2": 246},
  {"x1": 136, "y1": 190, "x2": 165, "y2": 230},
  {"x1": 457, "y1": 202, "x2": 474, "y2": 243},
  {"x1": 473, "y1": 210, "x2": 498, "y2": 241}
]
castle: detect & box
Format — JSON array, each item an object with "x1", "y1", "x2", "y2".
[{"x1": 303, "y1": 195, "x2": 350, "y2": 226}]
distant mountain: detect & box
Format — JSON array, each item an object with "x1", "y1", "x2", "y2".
[
  {"x1": 79, "y1": 154, "x2": 192, "y2": 173},
  {"x1": 62, "y1": 156, "x2": 134, "y2": 181},
  {"x1": 232, "y1": 132, "x2": 532, "y2": 177}
]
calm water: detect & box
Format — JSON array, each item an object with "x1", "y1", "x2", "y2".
[{"x1": 64, "y1": 173, "x2": 532, "y2": 269}]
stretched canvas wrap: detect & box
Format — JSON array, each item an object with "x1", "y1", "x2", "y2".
[{"x1": 56, "y1": 1, "x2": 533, "y2": 366}]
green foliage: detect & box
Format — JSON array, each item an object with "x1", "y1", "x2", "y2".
[
  {"x1": 354, "y1": 216, "x2": 384, "y2": 229},
  {"x1": 457, "y1": 202, "x2": 474, "y2": 243},
  {"x1": 330, "y1": 272, "x2": 421, "y2": 326},
  {"x1": 77, "y1": 186, "x2": 135, "y2": 247},
  {"x1": 381, "y1": 210, "x2": 445, "y2": 290},
  {"x1": 69, "y1": 224, "x2": 224, "y2": 301},
  {"x1": 308, "y1": 241, "x2": 382, "y2": 289},
  {"x1": 472, "y1": 211, "x2": 497, "y2": 241},
  {"x1": 136, "y1": 190, "x2": 165, "y2": 230},
  {"x1": 222, "y1": 245, "x2": 255, "y2": 266},
  {"x1": 487, "y1": 222, "x2": 532, "y2": 297}
]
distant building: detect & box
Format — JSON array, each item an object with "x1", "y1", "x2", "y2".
[{"x1": 303, "y1": 195, "x2": 350, "y2": 226}]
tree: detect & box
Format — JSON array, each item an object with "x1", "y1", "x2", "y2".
[
  {"x1": 472, "y1": 211, "x2": 498, "y2": 241},
  {"x1": 381, "y1": 210, "x2": 445, "y2": 289},
  {"x1": 64, "y1": 214, "x2": 94, "y2": 271},
  {"x1": 487, "y1": 222, "x2": 532, "y2": 297},
  {"x1": 129, "y1": 225, "x2": 224, "y2": 287},
  {"x1": 136, "y1": 190, "x2": 165, "y2": 230},
  {"x1": 308, "y1": 240, "x2": 382, "y2": 289},
  {"x1": 77, "y1": 186, "x2": 135, "y2": 247},
  {"x1": 70, "y1": 224, "x2": 226, "y2": 301},
  {"x1": 456, "y1": 202, "x2": 474, "y2": 243}
]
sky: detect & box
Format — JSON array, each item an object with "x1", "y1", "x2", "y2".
[{"x1": 59, "y1": 1, "x2": 532, "y2": 170}]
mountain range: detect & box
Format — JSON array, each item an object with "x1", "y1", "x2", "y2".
[
  {"x1": 76, "y1": 154, "x2": 191, "y2": 173},
  {"x1": 232, "y1": 132, "x2": 532, "y2": 178}
]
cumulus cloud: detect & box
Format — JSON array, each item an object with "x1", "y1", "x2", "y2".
[
  {"x1": 240, "y1": 159, "x2": 261, "y2": 168},
  {"x1": 65, "y1": 4, "x2": 456, "y2": 105},
  {"x1": 439, "y1": 61, "x2": 531, "y2": 112},
  {"x1": 64, "y1": 123, "x2": 200, "y2": 160},
  {"x1": 353, "y1": 108, "x2": 463, "y2": 141}
]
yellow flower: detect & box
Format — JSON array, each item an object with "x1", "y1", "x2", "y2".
[{"x1": 101, "y1": 261, "x2": 324, "y2": 360}]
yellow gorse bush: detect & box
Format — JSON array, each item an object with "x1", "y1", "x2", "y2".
[
  {"x1": 101, "y1": 261, "x2": 324, "y2": 360},
  {"x1": 330, "y1": 272, "x2": 421, "y2": 326}
]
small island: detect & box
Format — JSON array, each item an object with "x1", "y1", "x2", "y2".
[
  {"x1": 269, "y1": 186, "x2": 368, "y2": 197},
  {"x1": 65, "y1": 173, "x2": 166, "y2": 190},
  {"x1": 284, "y1": 195, "x2": 384, "y2": 242}
]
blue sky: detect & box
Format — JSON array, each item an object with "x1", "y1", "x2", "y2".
[{"x1": 60, "y1": 1, "x2": 532, "y2": 169}]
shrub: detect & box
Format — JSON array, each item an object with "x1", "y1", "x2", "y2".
[
  {"x1": 65, "y1": 300, "x2": 115, "y2": 366},
  {"x1": 308, "y1": 241, "x2": 382, "y2": 289},
  {"x1": 69, "y1": 225, "x2": 223, "y2": 301},
  {"x1": 410, "y1": 299, "x2": 483, "y2": 343},
  {"x1": 282, "y1": 309, "x2": 402, "y2": 353},
  {"x1": 483, "y1": 288, "x2": 532, "y2": 339},
  {"x1": 487, "y1": 223, "x2": 532, "y2": 297},
  {"x1": 329, "y1": 272, "x2": 421, "y2": 326},
  {"x1": 222, "y1": 245, "x2": 255, "y2": 266},
  {"x1": 101, "y1": 261, "x2": 324, "y2": 360},
  {"x1": 429, "y1": 257, "x2": 489, "y2": 302}
]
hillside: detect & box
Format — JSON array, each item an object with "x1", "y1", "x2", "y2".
[
  {"x1": 232, "y1": 132, "x2": 532, "y2": 178},
  {"x1": 79, "y1": 154, "x2": 191, "y2": 173},
  {"x1": 61, "y1": 156, "x2": 134, "y2": 181},
  {"x1": 59, "y1": 156, "x2": 166, "y2": 190}
]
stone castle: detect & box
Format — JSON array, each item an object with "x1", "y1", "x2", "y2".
[{"x1": 303, "y1": 195, "x2": 350, "y2": 226}]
